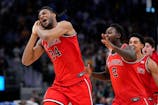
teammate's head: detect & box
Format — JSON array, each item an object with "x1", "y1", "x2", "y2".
[
  {"x1": 128, "y1": 33, "x2": 145, "y2": 53},
  {"x1": 105, "y1": 23, "x2": 125, "y2": 43},
  {"x1": 38, "y1": 6, "x2": 57, "y2": 29},
  {"x1": 142, "y1": 37, "x2": 156, "y2": 56}
]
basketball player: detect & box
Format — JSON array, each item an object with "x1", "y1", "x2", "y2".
[
  {"x1": 143, "y1": 37, "x2": 158, "y2": 104},
  {"x1": 22, "y1": 6, "x2": 93, "y2": 105},
  {"x1": 86, "y1": 24, "x2": 158, "y2": 105},
  {"x1": 128, "y1": 33, "x2": 158, "y2": 105},
  {"x1": 143, "y1": 37, "x2": 158, "y2": 64}
]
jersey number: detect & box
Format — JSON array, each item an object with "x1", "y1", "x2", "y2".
[
  {"x1": 112, "y1": 67, "x2": 118, "y2": 77},
  {"x1": 49, "y1": 46, "x2": 61, "y2": 60}
]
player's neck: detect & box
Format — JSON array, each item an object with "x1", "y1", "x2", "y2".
[
  {"x1": 136, "y1": 52, "x2": 144, "y2": 60},
  {"x1": 112, "y1": 39, "x2": 122, "y2": 48},
  {"x1": 53, "y1": 19, "x2": 58, "y2": 27}
]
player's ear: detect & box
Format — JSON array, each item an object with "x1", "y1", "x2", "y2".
[{"x1": 51, "y1": 12, "x2": 56, "y2": 17}]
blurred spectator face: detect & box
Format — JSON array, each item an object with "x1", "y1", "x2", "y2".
[
  {"x1": 105, "y1": 27, "x2": 121, "y2": 43},
  {"x1": 38, "y1": 9, "x2": 55, "y2": 29},
  {"x1": 129, "y1": 37, "x2": 144, "y2": 53},
  {"x1": 99, "y1": 96, "x2": 107, "y2": 104},
  {"x1": 142, "y1": 42, "x2": 154, "y2": 56}
]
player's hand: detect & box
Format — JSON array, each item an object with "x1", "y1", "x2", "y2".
[
  {"x1": 32, "y1": 20, "x2": 40, "y2": 36},
  {"x1": 84, "y1": 64, "x2": 92, "y2": 76},
  {"x1": 101, "y1": 33, "x2": 114, "y2": 50}
]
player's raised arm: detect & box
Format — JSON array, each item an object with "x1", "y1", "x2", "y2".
[
  {"x1": 101, "y1": 33, "x2": 137, "y2": 62},
  {"x1": 22, "y1": 21, "x2": 44, "y2": 66},
  {"x1": 37, "y1": 21, "x2": 74, "y2": 42},
  {"x1": 37, "y1": 7, "x2": 76, "y2": 42}
]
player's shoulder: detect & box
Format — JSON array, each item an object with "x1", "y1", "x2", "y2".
[
  {"x1": 57, "y1": 21, "x2": 73, "y2": 30},
  {"x1": 58, "y1": 20, "x2": 72, "y2": 26},
  {"x1": 153, "y1": 51, "x2": 158, "y2": 57}
]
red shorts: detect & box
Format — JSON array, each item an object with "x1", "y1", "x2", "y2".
[{"x1": 43, "y1": 76, "x2": 93, "y2": 105}]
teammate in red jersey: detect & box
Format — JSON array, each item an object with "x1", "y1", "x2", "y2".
[
  {"x1": 86, "y1": 24, "x2": 158, "y2": 105},
  {"x1": 143, "y1": 37, "x2": 158, "y2": 64},
  {"x1": 22, "y1": 6, "x2": 93, "y2": 105},
  {"x1": 128, "y1": 33, "x2": 158, "y2": 105},
  {"x1": 142, "y1": 37, "x2": 158, "y2": 104}
]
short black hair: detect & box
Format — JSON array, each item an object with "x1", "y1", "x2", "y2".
[
  {"x1": 110, "y1": 23, "x2": 125, "y2": 41},
  {"x1": 38, "y1": 6, "x2": 57, "y2": 14},
  {"x1": 129, "y1": 33, "x2": 145, "y2": 45},
  {"x1": 144, "y1": 37, "x2": 155, "y2": 48}
]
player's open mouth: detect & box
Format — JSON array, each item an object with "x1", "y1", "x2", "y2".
[
  {"x1": 41, "y1": 19, "x2": 48, "y2": 26},
  {"x1": 42, "y1": 19, "x2": 47, "y2": 23}
]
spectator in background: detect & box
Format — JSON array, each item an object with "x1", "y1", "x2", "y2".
[{"x1": 0, "y1": 47, "x2": 8, "y2": 75}]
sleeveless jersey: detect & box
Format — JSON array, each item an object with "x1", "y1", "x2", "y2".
[
  {"x1": 151, "y1": 51, "x2": 158, "y2": 64},
  {"x1": 106, "y1": 44, "x2": 149, "y2": 104},
  {"x1": 125, "y1": 55, "x2": 157, "y2": 104},
  {"x1": 42, "y1": 35, "x2": 85, "y2": 86},
  {"x1": 125, "y1": 55, "x2": 153, "y2": 96},
  {"x1": 150, "y1": 51, "x2": 158, "y2": 93}
]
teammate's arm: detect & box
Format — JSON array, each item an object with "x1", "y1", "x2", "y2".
[
  {"x1": 91, "y1": 71, "x2": 109, "y2": 80},
  {"x1": 113, "y1": 45, "x2": 137, "y2": 62},
  {"x1": 147, "y1": 58, "x2": 158, "y2": 87},
  {"x1": 37, "y1": 21, "x2": 75, "y2": 42},
  {"x1": 101, "y1": 34, "x2": 136, "y2": 62},
  {"x1": 85, "y1": 64, "x2": 109, "y2": 80}
]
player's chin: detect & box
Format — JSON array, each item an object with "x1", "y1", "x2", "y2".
[
  {"x1": 41, "y1": 24, "x2": 48, "y2": 29},
  {"x1": 44, "y1": 24, "x2": 53, "y2": 29}
]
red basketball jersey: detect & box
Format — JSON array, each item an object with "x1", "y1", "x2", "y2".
[
  {"x1": 128, "y1": 55, "x2": 157, "y2": 104},
  {"x1": 42, "y1": 35, "x2": 85, "y2": 86},
  {"x1": 150, "y1": 51, "x2": 158, "y2": 103},
  {"x1": 150, "y1": 51, "x2": 158, "y2": 93},
  {"x1": 126, "y1": 55, "x2": 152, "y2": 96},
  {"x1": 151, "y1": 51, "x2": 158, "y2": 64},
  {"x1": 106, "y1": 45, "x2": 149, "y2": 104}
]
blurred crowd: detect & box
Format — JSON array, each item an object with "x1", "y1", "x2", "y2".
[{"x1": 0, "y1": 0, "x2": 158, "y2": 105}]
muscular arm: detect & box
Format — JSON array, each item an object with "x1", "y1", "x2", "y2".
[
  {"x1": 37, "y1": 21, "x2": 75, "y2": 42},
  {"x1": 101, "y1": 34, "x2": 137, "y2": 62},
  {"x1": 22, "y1": 34, "x2": 44, "y2": 66},
  {"x1": 147, "y1": 58, "x2": 158, "y2": 87},
  {"x1": 112, "y1": 45, "x2": 137, "y2": 61}
]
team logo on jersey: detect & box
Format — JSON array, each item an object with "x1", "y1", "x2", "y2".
[
  {"x1": 48, "y1": 38, "x2": 61, "y2": 46},
  {"x1": 108, "y1": 59, "x2": 123, "y2": 68},
  {"x1": 140, "y1": 61, "x2": 145, "y2": 64},
  {"x1": 137, "y1": 67, "x2": 145, "y2": 74},
  {"x1": 112, "y1": 67, "x2": 118, "y2": 77}
]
